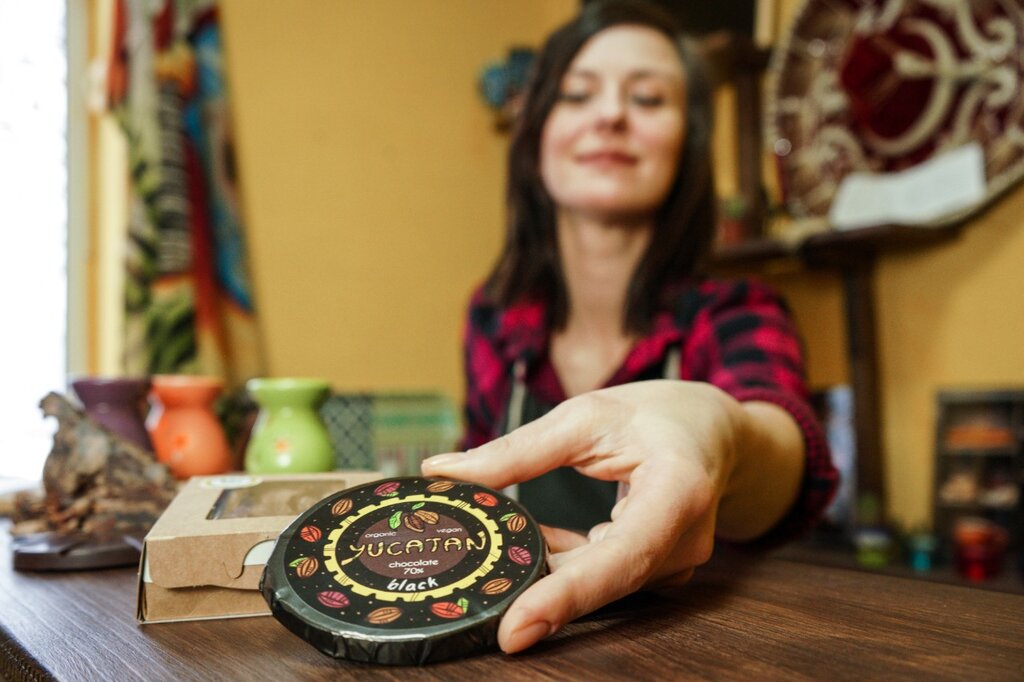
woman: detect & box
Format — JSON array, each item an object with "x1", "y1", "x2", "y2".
[{"x1": 423, "y1": 0, "x2": 837, "y2": 654}]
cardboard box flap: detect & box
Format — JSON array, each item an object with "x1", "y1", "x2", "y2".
[
  {"x1": 146, "y1": 528, "x2": 285, "y2": 588},
  {"x1": 138, "y1": 546, "x2": 270, "y2": 625}
]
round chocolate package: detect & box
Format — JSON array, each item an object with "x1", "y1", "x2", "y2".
[{"x1": 260, "y1": 477, "x2": 546, "y2": 665}]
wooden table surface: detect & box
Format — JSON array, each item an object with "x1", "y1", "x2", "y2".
[{"x1": 2, "y1": 525, "x2": 1023, "y2": 681}]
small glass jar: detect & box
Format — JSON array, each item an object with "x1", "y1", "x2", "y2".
[
  {"x1": 953, "y1": 517, "x2": 1008, "y2": 582},
  {"x1": 854, "y1": 528, "x2": 892, "y2": 568}
]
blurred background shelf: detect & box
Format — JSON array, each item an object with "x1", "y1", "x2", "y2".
[
  {"x1": 711, "y1": 222, "x2": 967, "y2": 269},
  {"x1": 772, "y1": 539, "x2": 1024, "y2": 596}
]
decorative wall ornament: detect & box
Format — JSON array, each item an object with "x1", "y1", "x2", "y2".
[
  {"x1": 477, "y1": 47, "x2": 535, "y2": 131},
  {"x1": 766, "y1": 0, "x2": 1024, "y2": 230}
]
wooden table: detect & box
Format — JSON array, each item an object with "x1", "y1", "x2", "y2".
[{"x1": 2, "y1": 527, "x2": 1023, "y2": 681}]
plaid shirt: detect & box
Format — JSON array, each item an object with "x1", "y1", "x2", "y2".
[{"x1": 460, "y1": 277, "x2": 838, "y2": 548}]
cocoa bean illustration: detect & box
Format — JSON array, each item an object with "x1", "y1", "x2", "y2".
[
  {"x1": 414, "y1": 510, "x2": 439, "y2": 525},
  {"x1": 403, "y1": 513, "x2": 425, "y2": 533},
  {"x1": 317, "y1": 590, "x2": 348, "y2": 608},
  {"x1": 367, "y1": 606, "x2": 402, "y2": 624},
  {"x1": 481, "y1": 578, "x2": 512, "y2": 595},
  {"x1": 296, "y1": 556, "x2": 319, "y2": 577},
  {"x1": 508, "y1": 546, "x2": 531, "y2": 565},
  {"x1": 430, "y1": 602, "x2": 464, "y2": 619},
  {"x1": 299, "y1": 525, "x2": 322, "y2": 542},
  {"x1": 374, "y1": 481, "x2": 401, "y2": 496},
  {"x1": 473, "y1": 492, "x2": 498, "y2": 507},
  {"x1": 426, "y1": 480, "x2": 455, "y2": 493},
  {"x1": 330, "y1": 498, "x2": 353, "y2": 516},
  {"x1": 505, "y1": 514, "x2": 526, "y2": 532}
]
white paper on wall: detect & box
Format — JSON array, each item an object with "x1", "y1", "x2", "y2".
[{"x1": 829, "y1": 143, "x2": 986, "y2": 231}]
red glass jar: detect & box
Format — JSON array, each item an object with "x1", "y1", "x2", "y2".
[{"x1": 953, "y1": 517, "x2": 1008, "y2": 582}]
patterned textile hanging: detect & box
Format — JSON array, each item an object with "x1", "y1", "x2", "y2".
[{"x1": 107, "y1": 0, "x2": 263, "y2": 388}]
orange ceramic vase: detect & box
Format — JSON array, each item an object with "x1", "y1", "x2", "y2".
[{"x1": 148, "y1": 375, "x2": 233, "y2": 479}]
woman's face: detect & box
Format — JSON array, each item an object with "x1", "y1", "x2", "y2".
[{"x1": 540, "y1": 25, "x2": 686, "y2": 222}]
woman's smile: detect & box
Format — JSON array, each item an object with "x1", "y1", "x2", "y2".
[{"x1": 574, "y1": 150, "x2": 639, "y2": 167}]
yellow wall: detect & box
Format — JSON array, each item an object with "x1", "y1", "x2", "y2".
[
  {"x1": 876, "y1": 189, "x2": 1024, "y2": 528},
  {"x1": 219, "y1": 0, "x2": 575, "y2": 400}
]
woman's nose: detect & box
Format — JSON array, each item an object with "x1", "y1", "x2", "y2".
[{"x1": 593, "y1": 91, "x2": 627, "y2": 129}]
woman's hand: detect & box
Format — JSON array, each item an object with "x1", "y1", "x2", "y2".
[{"x1": 422, "y1": 380, "x2": 801, "y2": 654}]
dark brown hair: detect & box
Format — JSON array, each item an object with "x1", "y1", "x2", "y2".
[{"x1": 485, "y1": 0, "x2": 716, "y2": 333}]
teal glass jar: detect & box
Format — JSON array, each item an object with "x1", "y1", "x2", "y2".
[{"x1": 244, "y1": 378, "x2": 334, "y2": 474}]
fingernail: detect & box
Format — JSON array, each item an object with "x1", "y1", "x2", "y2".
[
  {"x1": 504, "y1": 621, "x2": 555, "y2": 654},
  {"x1": 422, "y1": 453, "x2": 459, "y2": 470}
]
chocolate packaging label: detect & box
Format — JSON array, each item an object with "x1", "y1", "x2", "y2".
[{"x1": 262, "y1": 477, "x2": 545, "y2": 661}]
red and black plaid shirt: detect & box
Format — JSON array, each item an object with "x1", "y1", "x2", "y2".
[{"x1": 460, "y1": 276, "x2": 838, "y2": 548}]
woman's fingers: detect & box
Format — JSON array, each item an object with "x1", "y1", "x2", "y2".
[
  {"x1": 500, "y1": 458, "x2": 713, "y2": 653},
  {"x1": 421, "y1": 398, "x2": 601, "y2": 489},
  {"x1": 647, "y1": 567, "x2": 696, "y2": 590},
  {"x1": 587, "y1": 521, "x2": 612, "y2": 543},
  {"x1": 540, "y1": 525, "x2": 589, "y2": 553},
  {"x1": 499, "y1": 533, "x2": 649, "y2": 653}
]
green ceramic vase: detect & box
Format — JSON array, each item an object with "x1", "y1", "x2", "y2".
[{"x1": 244, "y1": 378, "x2": 335, "y2": 474}]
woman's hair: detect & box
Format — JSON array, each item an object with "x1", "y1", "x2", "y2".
[{"x1": 485, "y1": 0, "x2": 717, "y2": 334}]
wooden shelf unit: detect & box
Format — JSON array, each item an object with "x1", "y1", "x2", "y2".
[{"x1": 933, "y1": 389, "x2": 1024, "y2": 557}]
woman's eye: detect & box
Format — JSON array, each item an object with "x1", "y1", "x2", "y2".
[
  {"x1": 631, "y1": 93, "x2": 665, "y2": 107},
  {"x1": 558, "y1": 91, "x2": 590, "y2": 104}
]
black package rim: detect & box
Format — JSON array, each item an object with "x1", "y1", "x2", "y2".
[{"x1": 260, "y1": 476, "x2": 546, "y2": 665}]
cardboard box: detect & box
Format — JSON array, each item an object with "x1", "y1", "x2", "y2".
[{"x1": 137, "y1": 471, "x2": 381, "y2": 624}]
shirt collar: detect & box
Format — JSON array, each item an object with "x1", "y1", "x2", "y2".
[
  {"x1": 494, "y1": 283, "x2": 692, "y2": 368},
  {"x1": 494, "y1": 297, "x2": 548, "y2": 363}
]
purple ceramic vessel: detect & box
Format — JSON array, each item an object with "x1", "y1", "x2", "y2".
[{"x1": 71, "y1": 377, "x2": 154, "y2": 451}]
